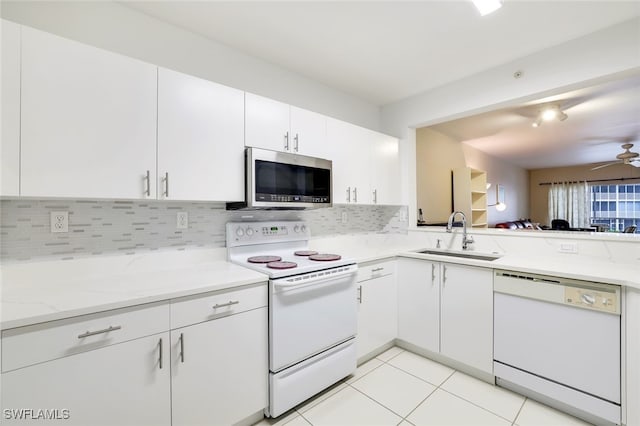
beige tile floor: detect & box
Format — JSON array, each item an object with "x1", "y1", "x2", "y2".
[{"x1": 255, "y1": 346, "x2": 593, "y2": 426}]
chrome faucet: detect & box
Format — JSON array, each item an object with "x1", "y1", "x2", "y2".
[{"x1": 446, "y1": 211, "x2": 474, "y2": 250}]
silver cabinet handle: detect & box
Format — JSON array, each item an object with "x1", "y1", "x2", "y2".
[
  {"x1": 163, "y1": 172, "x2": 169, "y2": 197},
  {"x1": 346, "y1": 187, "x2": 351, "y2": 203},
  {"x1": 77, "y1": 325, "x2": 122, "y2": 339},
  {"x1": 158, "y1": 338, "x2": 163, "y2": 369},
  {"x1": 372, "y1": 267, "x2": 384, "y2": 273},
  {"x1": 373, "y1": 189, "x2": 377, "y2": 204},
  {"x1": 144, "y1": 170, "x2": 151, "y2": 196},
  {"x1": 294, "y1": 133, "x2": 299, "y2": 152},
  {"x1": 353, "y1": 187, "x2": 358, "y2": 203},
  {"x1": 179, "y1": 333, "x2": 185, "y2": 363},
  {"x1": 357, "y1": 285, "x2": 362, "y2": 304},
  {"x1": 213, "y1": 300, "x2": 239, "y2": 309},
  {"x1": 284, "y1": 131, "x2": 289, "y2": 151},
  {"x1": 431, "y1": 264, "x2": 436, "y2": 284}
]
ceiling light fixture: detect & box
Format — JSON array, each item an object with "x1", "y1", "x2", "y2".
[
  {"x1": 472, "y1": 0, "x2": 503, "y2": 16},
  {"x1": 532, "y1": 105, "x2": 568, "y2": 128}
]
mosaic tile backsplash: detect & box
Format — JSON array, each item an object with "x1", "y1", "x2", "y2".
[{"x1": 0, "y1": 199, "x2": 407, "y2": 262}]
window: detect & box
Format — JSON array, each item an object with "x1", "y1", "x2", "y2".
[{"x1": 590, "y1": 183, "x2": 640, "y2": 232}]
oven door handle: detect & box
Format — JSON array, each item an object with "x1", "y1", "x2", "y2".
[{"x1": 273, "y1": 266, "x2": 357, "y2": 288}]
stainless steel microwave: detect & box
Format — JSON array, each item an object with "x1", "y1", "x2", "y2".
[{"x1": 227, "y1": 147, "x2": 332, "y2": 210}]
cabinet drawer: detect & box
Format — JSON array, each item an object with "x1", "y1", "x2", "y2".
[
  {"x1": 170, "y1": 283, "x2": 267, "y2": 329},
  {"x1": 2, "y1": 302, "x2": 169, "y2": 372},
  {"x1": 357, "y1": 259, "x2": 396, "y2": 282}
]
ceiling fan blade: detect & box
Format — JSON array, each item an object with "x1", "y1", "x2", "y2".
[
  {"x1": 630, "y1": 159, "x2": 640, "y2": 168},
  {"x1": 591, "y1": 161, "x2": 621, "y2": 171}
]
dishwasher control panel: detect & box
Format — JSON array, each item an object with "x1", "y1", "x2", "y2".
[{"x1": 565, "y1": 287, "x2": 618, "y2": 313}]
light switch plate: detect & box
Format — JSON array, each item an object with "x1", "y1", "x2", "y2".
[{"x1": 50, "y1": 211, "x2": 69, "y2": 233}]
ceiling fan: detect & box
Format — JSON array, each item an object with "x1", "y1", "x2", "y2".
[{"x1": 591, "y1": 143, "x2": 640, "y2": 170}]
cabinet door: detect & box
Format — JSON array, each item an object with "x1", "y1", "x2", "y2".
[
  {"x1": 158, "y1": 68, "x2": 244, "y2": 201},
  {"x1": 20, "y1": 27, "x2": 157, "y2": 199},
  {"x1": 396, "y1": 258, "x2": 439, "y2": 352},
  {"x1": 171, "y1": 307, "x2": 268, "y2": 425},
  {"x1": 326, "y1": 118, "x2": 372, "y2": 204},
  {"x1": 1, "y1": 19, "x2": 20, "y2": 196},
  {"x1": 245, "y1": 92, "x2": 291, "y2": 152},
  {"x1": 371, "y1": 133, "x2": 401, "y2": 205},
  {"x1": 1, "y1": 332, "x2": 171, "y2": 426},
  {"x1": 290, "y1": 106, "x2": 327, "y2": 158},
  {"x1": 357, "y1": 273, "x2": 398, "y2": 359},
  {"x1": 440, "y1": 264, "x2": 493, "y2": 374}
]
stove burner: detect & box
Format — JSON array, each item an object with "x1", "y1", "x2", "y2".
[
  {"x1": 294, "y1": 250, "x2": 319, "y2": 256},
  {"x1": 309, "y1": 253, "x2": 342, "y2": 262},
  {"x1": 267, "y1": 261, "x2": 298, "y2": 269},
  {"x1": 248, "y1": 255, "x2": 282, "y2": 264}
]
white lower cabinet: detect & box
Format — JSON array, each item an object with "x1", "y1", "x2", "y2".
[
  {"x1": 356, "y1": 260, "x2": 398, "y2": 359},
  {"x1": 170, "y1": 285, "x2": 268, "y2": 426},
  {"x1": 1, "y1": 305, "x2": 171, "y2": 426},
  {"x1": 397, "y1": 257, "x2": 440, "y2": 353},
  {"x1": 397, "y1": 257, "x2": 493, "y2": 374},
  {"x1": 439, "y1": 263, "x2": 493, "y2": 373}
]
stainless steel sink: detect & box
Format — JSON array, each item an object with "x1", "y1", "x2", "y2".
[{"x1": 416, "y1": 249, "x2": 502, "y2": 261}]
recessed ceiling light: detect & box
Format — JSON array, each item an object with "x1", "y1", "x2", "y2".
[{"x1": 472, "y1": 0, "x2": 503, "y2": 16}]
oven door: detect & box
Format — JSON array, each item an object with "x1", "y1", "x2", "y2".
[{"x1": 269, "y1": 264, "x2": 357, "y2": 372}]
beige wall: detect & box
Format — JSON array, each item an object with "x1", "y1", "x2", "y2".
[
  {"x1": 416, "y1": 127, "x2": 529, "y2": 226},
  {"x1": 415, "y1": 128, "x2": 466, "y2": 223},
  {"x1": 463, "y1": 145, "x2": 529, "y2": 226},
  {"x1": 529, "y1": 163, "x2": 640, "y2": 226}
]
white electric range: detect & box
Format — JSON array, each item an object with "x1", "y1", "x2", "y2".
[{"x1": 226, "y1": 221, "x2": 358, "y2": 418}]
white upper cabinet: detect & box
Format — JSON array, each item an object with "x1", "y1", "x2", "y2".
[
  {"x1": 289, "y1": 105, "x2": 328, "y2": 158},
  {"x1": 157, "y1": 68, "x2": 244, "y2": 202},
  {"x1": 371, "y1": 133, "x2": 401, "y2": 205},
  {"x1": 1, "y1": 20, "x2": 21, "y2": 196},
  {"x1": 327, "y1": 117, "x2": 401, "y2": 205},
  {"x1": 20, "y1": 26, "x2": 157, "y2": 199},
  {"x1": 245, "y1": 93, "x2": 291, "y2": 152},
  {"x1": 245, "y1": 93, "x2": 327, "y2": 157}
]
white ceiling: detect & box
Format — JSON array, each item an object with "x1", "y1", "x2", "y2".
[
  {"x1": 121, "y1": 0, "x2": 640, "y2": 105},
  {"x1": 119, "y1": 1, "x2": 640, "y2": 170},
  {"x1": 431, "y1": 72, "x2": 640, "y2": 170}
]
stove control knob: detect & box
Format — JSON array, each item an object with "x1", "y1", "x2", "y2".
[
  {"x1": 294, "y1": 225, "x2": 300, "y2": 233},
  {"x1": 246, "y1": 227, "x2": 254, "y2": 236},
  {"x1": 235, "y1": 227, "x2": 244, "y2": 237},
  {"x1": 301, "y1": 225, "x2": 307, "y2": 233}
]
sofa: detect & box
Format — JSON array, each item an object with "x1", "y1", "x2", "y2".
[{"x1": 494, "y1": 219, "x2": 542, "y2": 230}]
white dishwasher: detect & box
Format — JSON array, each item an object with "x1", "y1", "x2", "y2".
[{"x1": 494, "y1": 270, "x2": 622, "y2": 425}]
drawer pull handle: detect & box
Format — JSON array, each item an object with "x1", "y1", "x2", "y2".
[
  {"x1": 179, "y1": 333, "x2": 185, "y2": 363},
  {"x1": 77, "y1": 325, "x2": 122, "y2": 339},
  {"x1": 372, "y1": 267, "x2": 384, "y2": 273},
  {"x1": 213, "y1": 300, "x2": 240, "y2": 309}
]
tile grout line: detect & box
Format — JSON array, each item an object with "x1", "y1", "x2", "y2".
[
  {"x1": 512, "y1": 397, "x2": 528, "y2": 426},
  {"x1": 437, "y1": 387, "x2": 520, "y2": 424},
  {"x1": 399, "y1": 368, "x2": 456, "y2": 423}
]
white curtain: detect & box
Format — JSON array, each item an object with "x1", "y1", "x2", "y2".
[{"x1": 547, "y1": 181, "x2": 591, "y2": 227}]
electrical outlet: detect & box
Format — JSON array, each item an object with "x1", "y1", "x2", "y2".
[
  {"x1": 558, "y1": 241, "x2": 578, "y2": 254},
  {"x1": 399, "y1": 209, "x2": 408, "y2": 222},
  {"x1": 341, "y1": 211, "x2": 348, "y2": 224},
  {"x1": 50, "y1": 211, "x2": 69, "y2": 233},
  {"x1": 177, "y1": 212, "x2": 188, "y2": 229}
]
